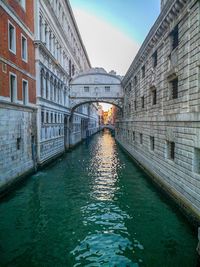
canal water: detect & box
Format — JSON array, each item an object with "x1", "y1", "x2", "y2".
[{"x1": 0, "y1": 130, "x2": 197, "y2": 266}]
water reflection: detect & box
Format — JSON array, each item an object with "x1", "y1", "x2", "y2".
[
  {"x1": 89, "y1": 130, "x2": 121, "y2": 201},
  {"x1": 71, "y1": 130, "x2": 139, "y2": 266}
]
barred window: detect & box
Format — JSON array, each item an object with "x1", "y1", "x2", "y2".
[
  {"x1": 171, "y1": 77, "x2": 178, "y2": 99},
  {"x1": 142, "y1": 65, "x2": 145, "y2": 78},
  {"x1": 150, "y1": 136, "x2": 155, "y2": 151},
  {"x1": 140, "y1": 133, "x2": 143, "y2": 144},
  {"x1": 132, "y1": 131, "x2": 135, "y2": 141},
  {"x1": 84, "y1": 86, "x2": 89, "y2": 92},
  {"x1": 141, "y1": 96, "x2": 144, "y2": 108},
  {"x1": 152, "y1": 88, "x2": 157, "y2": 105},
  {"x1": 170, "y1": 25, "x2": 179, "y2": 50},
  {"x1": 152, "y1": 50, "x2": 157, "y2": 67},
  {"x1": 167, "y1": 141, "x2": 175, "y2": 160},
  {"x1": 105, "y1": 86, "x2": 110, "y2": 92}
]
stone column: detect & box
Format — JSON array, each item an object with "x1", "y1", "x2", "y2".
[{"x1": 41, "y1": 18, "x2": 46, "y2": 43}]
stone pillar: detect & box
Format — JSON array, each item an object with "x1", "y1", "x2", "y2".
[
  {"x1": 41, "y1": 18, "x2": 46, "y2": 43},
  {"x1": 46, "y1": 26, "x2": 50, "y2": 50}
]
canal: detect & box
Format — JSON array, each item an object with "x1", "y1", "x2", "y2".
[{"x1": 0, "y1": 130, "x2": 197, "y2": 266}]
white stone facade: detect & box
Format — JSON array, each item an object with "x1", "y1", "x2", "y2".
[
  {"x1": 116, "y1": 0, "x2": 200, "y2": 221},
  {"x1": 0, "y1": 103, "x2": 37, "y2": 191},
  {"x1": 34, "y1": 0, "x2": 99, "y2": 164}
]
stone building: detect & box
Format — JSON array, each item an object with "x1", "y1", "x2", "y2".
[
  {"x1": 34, "y1": 0, "x2": 98, "y2": 164},
  {"x1": 0, "y1": 0, "x2": 37, "y2": 191},
  {"x1": 116, "y1": 0, "x2": 200, "y2": 221},
  {"x1": 0, "y1": 0, "x2": 100, "y2": 191}
]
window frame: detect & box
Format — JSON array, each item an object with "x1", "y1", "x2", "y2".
[
  {"x1": 152, "y1": 50, "x2": 158, "y2": 68},
  {"x1": 105, "y1": 86, "x2": 110, "y2": 92},
  {"x1": 150, "y1": 136, "x2": 155, "y2": 151},
  {"x1": 9, "y1": 72, "x2": 17, "y2": 103},
  {"x1": 21, "y1": 34, "x2": 28, "y2": 62},
  {"x1": 22, "y1": 79, "x2": 29, "y2": 105},
  {"x1": 8, "y1": 20, "x2": 16, "y2": 54},
  {"x1": 84, "y1": 86, "x2": 89, "y2": 92}
]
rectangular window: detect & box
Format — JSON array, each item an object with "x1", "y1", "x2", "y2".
[
  {"x1": 150, "y1": 136, "x2": 155, "y2": 151},
  {"x1": 194, "y1": 148, "x2": 200, "y2": 174},
  {"x1": 142, "y1": 65, "x2": 145, "y2": 78},
  {"x1": 152, "y1": 89, "x2": 157, "y2": 105},
  {"x1": 128, "y1": 103, "x2": 131, "y2": 114},
  {"x1": 134, "y1": 100, "x2": 137, "y2": 111},
  {"x1": 134, "y1": 75, "x2": 137, "y2": 85},
  {"x1": 8, "y1": 21, "x2": 16, "y2": 54},
  {"x1": 105, "y1": 86, "x2": 110, "y2": 92},
  {"x1": 17, "y1": 137, "x2": 21, "y2": 150},
  {"x1": 72, "y1": 64, "x2": 75, "y2": 76},
  {"x1": 41, "y1": 111, "x2": 44, "y2": 123},
  {"x1": 141, "y1": 96, "x2": 144, "y2": 108},
  {"x1": 140, "y1": 133, "x2": 143, "y2": 144},
  {"x1": 171, "y1": 77, "x2": 178, "y2": 99},
  {"x1": 170, "y1": 25, "x2": 179, "y2": 50},
  {"x1": 9, "y1": 73, "x2": 17, "y2": 102},
  {"x1": 22, "y1": 80, "x2": 28, "y2": 105},
  {"x1": 21, "y1": 35, "x2": 28, "y2": 62},
  {"x1": 167, "y1": 141, "x2": 175, "y2": 160},
  {"x1": 84, "y1": 86, "x2": 89, "y2": 92},
  {"x1": 46, "y1": 112, "x2": 49, "y2": 123},
  {"x1": 132, "y1": 131, "x2": 135, "y2": 141},
  {"x1": 152, "y1": 50, "x2": 157, "y2": 67}
]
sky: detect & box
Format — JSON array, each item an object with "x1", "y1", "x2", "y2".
[{"x1": 70, "y1": 0, "x2": 160, "y2": 110}]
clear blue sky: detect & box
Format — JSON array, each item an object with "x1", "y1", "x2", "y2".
[
  {"x1": 70, "y1": 0, "x2": 161, "y2": 110},
  {"x1": 70, "y1": 0, "x2": 160, "y2": 44}
]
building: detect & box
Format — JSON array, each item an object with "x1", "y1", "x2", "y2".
[
  {"x1": 116, "y1": 0, "x2": 200, "y2": 221},
  {"x1": 34, "y1": 0, "x2": 93, "y2": 164},
  {"x1": 98, "y1": 104, "x2": 104, "y2": 125},
  {"x1": 0, "y1": 0, "x2": 37, "y2": 191},
  {"x1": 0, "y1": 0, "x2": 101, "y2": 192}
]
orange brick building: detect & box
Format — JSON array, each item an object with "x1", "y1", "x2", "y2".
[
  {"x1": 0, "y1": 0, "x2": 37, "y2": 190},
  {"x1": 0, "y1": 0, "x2": 35, "y2": 104}
]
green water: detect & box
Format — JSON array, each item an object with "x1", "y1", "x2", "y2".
[{"x1": 0, "y1": 130, "x2": 197, "y2": 266}]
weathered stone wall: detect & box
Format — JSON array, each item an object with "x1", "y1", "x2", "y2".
[
  {"x1": 0, "y1": 103, "x2": 37, "y2": 190},
  {"x1": 116, "y1": 0, "x2": 200, "y2": 221}
]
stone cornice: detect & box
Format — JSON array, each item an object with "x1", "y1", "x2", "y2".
[
  {"x1": 122, "y1": 0, "x2": 193, "y2": 86},
  {"x1": 64, "y1": 0, "x2": 91, "y2": 68}
]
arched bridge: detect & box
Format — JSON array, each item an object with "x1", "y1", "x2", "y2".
[{"x1": 69, "y1": 68, "x2": 123, "y2": 111}]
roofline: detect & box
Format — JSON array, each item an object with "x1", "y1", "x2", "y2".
[
  {"x1": 122, "y1": 0, "x2": 190, "y2": 85},
  {"x1": 65, "y1": 0, "x2": 91, "y2": 68},
  {"x1": 71, "y1": 72, "x2": 122, "y2": 83}
]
